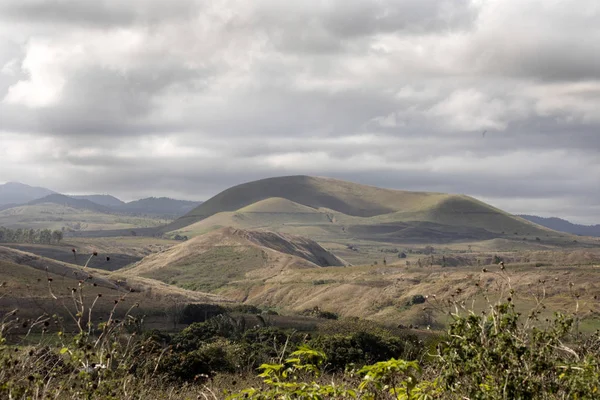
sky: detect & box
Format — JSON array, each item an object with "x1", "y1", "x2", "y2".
[{"x1": 0, "y1": 0, "x2": 599, "y2": 224}]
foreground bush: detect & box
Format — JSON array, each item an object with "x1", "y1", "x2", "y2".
[
  {"x1": 227, "y1": 300, "x2": 600, "y2": 399},
  {"x1": 2, "y1": 264, "x2": 600, "y2": 399}
]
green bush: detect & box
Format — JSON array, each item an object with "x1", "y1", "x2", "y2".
[
  {"x1": 437, "y1": 301, "x2": 600, "y2": 398},
  {"x1": 227, "y1": 304, "x2": 263, "y2": 314},
  {"x1": 179, "y1": 303, "x2": 227, "y2": 324},
  {"x1": 301, "y1": 307, "x2": 339, "y2": 320},
  {"x1": 408, "y1": 294, "x2": 426, "y2": 305},
  {"x1": 159, "y1": 339, "x2": 239, "y2": 381},
  {"x1": 309, "y1": 331, "x2": 421, "y2": 372},
  {"x1": 172, "y1": 314, "x2": 241, "y2": 352}
]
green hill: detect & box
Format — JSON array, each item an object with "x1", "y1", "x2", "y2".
[{"x1": 164, "y1": 176, "x2": 556, "y2": 243}]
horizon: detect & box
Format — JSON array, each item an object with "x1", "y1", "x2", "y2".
[
  {"x1": 1, "y1": 176, "x2": 598, "y2": 226},
  {"x1": 1, "y1": 1, "x2": 598, "y2": 224}
]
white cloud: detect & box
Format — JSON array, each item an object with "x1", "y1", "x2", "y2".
[{"x1": 0, "y1": 0, "x2": 599, "y2": 222}]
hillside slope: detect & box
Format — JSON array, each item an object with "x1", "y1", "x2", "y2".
[
  {"x1": 29, "y1": 194, "x2": 113, "y2": 213},
  {"x1": 124, "y1": 227, "x2": 347, "y2": 292},
  {"x1": 0, "y1": 182, "x2": 55, "y2": 206},
  {"x1": 520, "y1": 215, "x2": 600, "y2": 237},
  {"x1": 165, "y1": 176, "x2": 555, "y2": 242},
  {"x1": 119, "y1": 197, "x2": 202, "y2": 217},
  {"x1": 0, "y1": 203, "x2": 168, "y2": 231},
  {"x1": 0, "y1": 245, "x2": 224, "y2": 318},
  {"x1": 71, "y1": 194, "x2": 125, "y2": 207}
]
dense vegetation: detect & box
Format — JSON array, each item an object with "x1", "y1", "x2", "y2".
[
  {"x1": 1, "y1": 266, "x2": 600, "y2": 399},
  {"x1": 0, "y1": 226, "x2": 63, "y2": 244}
]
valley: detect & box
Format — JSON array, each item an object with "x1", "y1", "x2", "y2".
[{"x1": 0, "y1": 175, "x2": 598, "y2": 332}]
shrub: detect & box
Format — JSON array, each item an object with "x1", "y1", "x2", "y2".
[
  {"x1": 301, "y1": 307, "x2": 339, "y2": 320},
  {"x1": 226, "y1": 346, "x2": 437, "y2": 399},
  {"x1": 158, "y1": 339, "x2": 241, "y2": 381},
  {"x1": 227, "y1": 304, "x2": 262, "y2": 314},
  {"x1": 408, "y1": 294, "x2": 426, "y2": 305},
  {"x1": 179, "y1": 303, "x2": 227, "y2": 324},
  {"x1": 172, "y1": 314, "x2": 241, "y2": 352},
  {"x1": 309, "y1": 331, "x2": 421, "y2": 372},
  {"x1": 437, "y1": 301, "x2": 600, "y2": 398}
]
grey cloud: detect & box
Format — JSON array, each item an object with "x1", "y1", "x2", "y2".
[
  {"x1": 0, "y1": 0, "x2": 599, "y2": 223},
  {"x1": 2, "y1": 62, "x2": 206, "y2": 136},
  {"x1": 465, "y1": 2, "x2": 600, "y2": 81},
  {"x1": 251, "y1": 0, "x2": 477, "y2": 54},
  {"x1": 0, "y1": 0, "x2": 203, "y2": 28}
]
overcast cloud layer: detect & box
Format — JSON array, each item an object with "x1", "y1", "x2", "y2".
[{"x1": 1, "y1": 0, "x2": 599, "y2": 223}]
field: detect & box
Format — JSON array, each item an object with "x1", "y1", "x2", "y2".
[{"x1": 0, "y1": 203, "x2": 170, "y2": 230}]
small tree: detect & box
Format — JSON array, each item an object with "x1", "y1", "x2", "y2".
[
  {"x1": 39, "y1": 229, "x2": 52, "y2": 244},
  {"x1": 51, "y1": 230, "x2": 63, "y2": 244}
]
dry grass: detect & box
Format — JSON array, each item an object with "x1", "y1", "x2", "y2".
[
  {"x1": 213, "y1": 251, "x2": 600, "y2": 331},
  {"x1": 0, "y1": 246, "x2": 226, "y2": 326},
  {"x1": 123, "y1": 227, "x2": 347, "y2": 292}
]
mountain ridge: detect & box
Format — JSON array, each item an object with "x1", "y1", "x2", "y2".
[
  {"x1": 0, "y1": 182, "x2": 56, "y2": 205},
  {"x1": 519, "y1": 215, "x2": 600, "y2": 237},
  {"x1": 0, "y1": 182, "x2": 203, "y2": 220},
  {"x1": 164, "y1": 175, "x2": 557, "y2": 243},
  {"x1": 71, "y1": 194, "x2": 125, "y2": 207},
  {"x1": 28, "y1": 194, "x2": 113, "y2": 213}
]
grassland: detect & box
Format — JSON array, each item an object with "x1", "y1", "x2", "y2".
[
  {"x1": 141, "y1": 245, "x2": 267, "y2": 292},
  {"x1": 0, "y1": 203, "x2": 170, "y2": 230}
]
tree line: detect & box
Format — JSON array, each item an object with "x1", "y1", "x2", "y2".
[{"x1": 0, "y1": 226, "x2": 63, "y2": 244}]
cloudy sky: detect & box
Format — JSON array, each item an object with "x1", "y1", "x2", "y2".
[{"x1": 0, "y1": 0, "x2": 599, "y2": 223}]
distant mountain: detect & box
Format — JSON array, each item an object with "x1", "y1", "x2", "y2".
[
  {"x1": 0, "y1": 204, "x2": 18, "y2": 212},
  {"x1": 0, "y1": 182, "x2": 200, "y2": 218},
  {"x1": 519, "y1": 215, "x2": 600, "y2": 237},
  {"x1": 71, "y1": 194, "x2": 125, "y2": 207},
  {"x1": 119, "y1": 197, "x2": 202, "y2": 217},
  {"x1": 0, "y1": 182, "x2": 55, "y2": 205},
  {"x1": 28, "y1": 194, "x2": 112, "y2": 213},
  {"x1": 164, "y1": 175, "x2": 556, "y2": 243}
]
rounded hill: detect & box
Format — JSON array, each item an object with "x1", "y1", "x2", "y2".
[
  {"x1": 163, "y1": 175, "x2": 556, "y2": 242},
  {"x1": 164, "y1": 175, "x2": 446, "y2": 231}
]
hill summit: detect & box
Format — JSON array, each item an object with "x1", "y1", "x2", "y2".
[{"x1": 164, "y1": 175, "x2": 553, "y2": 243}]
